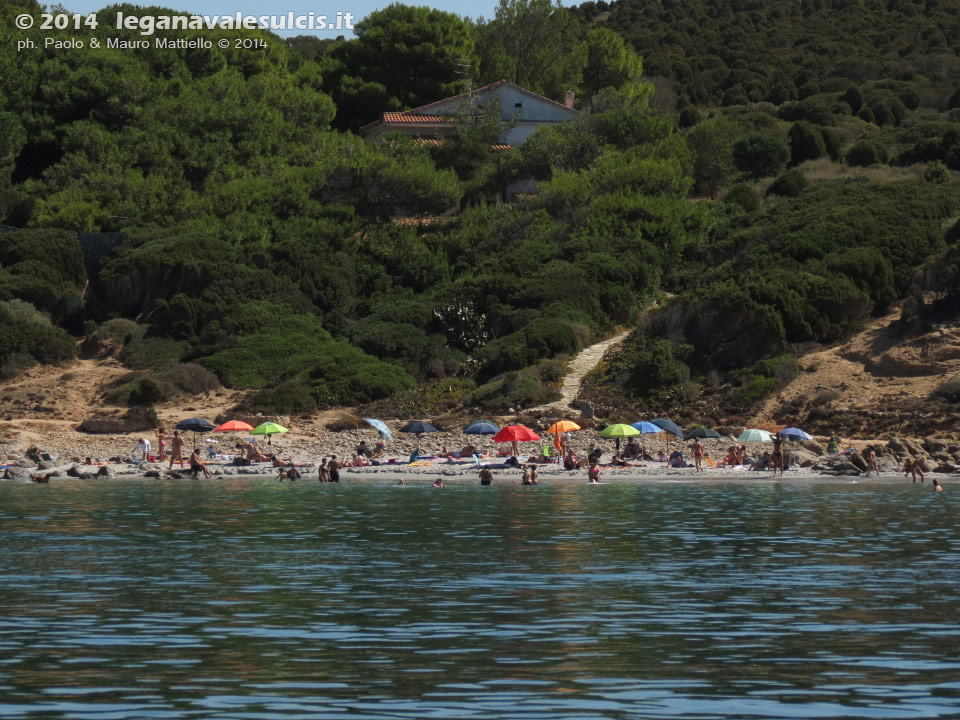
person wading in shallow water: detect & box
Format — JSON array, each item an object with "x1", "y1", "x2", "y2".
[
  {"x1": 588, "y1": 462, "x2": 600, "y2": 484},
  {"x1": 327, "y1": 456, "x2": 341, "y2": 483}
]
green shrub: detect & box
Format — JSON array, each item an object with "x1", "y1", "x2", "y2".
[
  {"x1": 766, "y1": 170, "x2": 809, "y2": 197},
  {"x1": 479, "y1": 318, "x2": 579, "y2": 376},
  {"x1": 154, "y1": 363, "x2": 221, "y2": 395},
  {"x1": 0, "y1": 299, "x2": 76, "y2": 370},
  {"x1": 94, "y1": 318, "x2": 139, "y2": 345},
  {"x1": 733, "y1": 134, "x2": 790, "y2": 179},
  {"x1": 118, "y1": 333, "x2": 187, "y2": 371},
  {"x1": 933, "y1": 376, "x2": 960, "y2": 403},
  {"x1": 924, "y1": 160, "x2": 950, "y2": 183},
  {"x1": 753, "y1": 354, "x2": 799, "y2": 384},
  {"x1": 788, "y1": 122, "x2": 826, "y2": 165},
  {"x1": 730, "y1": 374, "x2": 776, "y2": 407},
  {"x1": 724, "y1": 184, "x2": 759, "y2": 212},
  {"x1": 129, "y1": 377, "x2": 165, "y2": 406},
  {"x1": 472, "y1": 369, "x2": 559, "y2": 412},
  {"x1": 244, "y1": 381, "x2": 318, "y2": 416},
  {"x1": 846, "y1": 140, "x2": 888, "y2": 166}
]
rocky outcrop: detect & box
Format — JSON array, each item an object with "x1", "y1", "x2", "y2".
[{"x1": 79, "y1": 416, "x2": 155, "y2": 433}]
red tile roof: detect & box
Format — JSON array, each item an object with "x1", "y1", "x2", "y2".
[{"x1": 382, "y1": 113, "x2": 454, "y2": 124}]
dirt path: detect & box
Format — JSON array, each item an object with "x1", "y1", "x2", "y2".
[{"x1": 529, "y1": 329, "x2": 632, "y2": 415}]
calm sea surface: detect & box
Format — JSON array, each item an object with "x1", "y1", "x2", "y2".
[{"x1": 1, "y1": 478, "x2": 958, "y2": 719}]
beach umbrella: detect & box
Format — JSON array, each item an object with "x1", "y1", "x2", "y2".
[
  {"x1": 685, "y1": 427, "x2": 721, "y2": 440},
  {"x1": 363, "y1": 418, "x2": 393, "y2": 440},
  {"x1": 652, "y1": 418, "x2": 684, "y2": 438},
  {"x1": 401, "y1": 420, "x2": 438, "y2": 452},
  {"x1": 464, "y1": 420, "x2": 500, "y2": 435},
  {"x1": 739, "y1": 428, "x2": 772, "y2": 443},
  {"x1": 546, "y1": 420, "x2": 581, "y2": 434},
  {"x1": 631, "y1": 421, "x2": 663, "y2": 434},
  {"x1": 252, "y1": 421, "x2": 288, "y2": 446},
  {"x1": 779, "y1": 427, "x2": 813, "y2": 441},
  {"x1": 214, "y1": 420, "x2": 255, "y2": 433},
  {"x1": 493, "y1": 424, "x2": 540, "y2": 456},
  {"x1": 176, "y1": 417, "x2": 215, "y2": 446},
  {"x1": 400, "y1": 420, "x2": 438, "y2": 435},
  {"x1": 599, "y1": 423, "x2": 641, "y2": 452}
]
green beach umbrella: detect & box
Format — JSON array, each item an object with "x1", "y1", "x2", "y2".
[
  {"x1": 251, "y1": 422, "x2": 289, "y2": 446},
  {"x1": 599, "y1": 423, "x2": 641, "y2": 452}
]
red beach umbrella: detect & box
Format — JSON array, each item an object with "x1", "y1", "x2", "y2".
[
  {"x1": 493, "y1": 425, "x2": 540, "y2": 443},
  {"x1": 214, "y1": 421, "x2": 255, "y2": 433}
]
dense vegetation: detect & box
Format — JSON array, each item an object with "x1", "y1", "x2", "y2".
[{"x1": 1, "y1": 0, "x2": 959, "y2": 420}]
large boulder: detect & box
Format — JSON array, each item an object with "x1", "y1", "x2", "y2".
[
  {"x1": 848, "y1": 452, "x2": 868, "y2": 472},
  {"x1": 923, "y1": 437, "x2": 949, "y2": 454},
  {"x1": 79, "y1": 416, "x2": 154, "y2": 433},
  {"x1": 887, "y1": 438, "x2": 907, "y2": 454},
  {"x1": 933, "y1": 462, "x2": 956, "y2": 474},
  {"x1": 2, "y1": 467, "x2": 33, "y2": 482}
]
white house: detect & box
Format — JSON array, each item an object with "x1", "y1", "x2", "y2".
[{"x1": 360, "y1": 80, "x2": 578, "y2": 148}]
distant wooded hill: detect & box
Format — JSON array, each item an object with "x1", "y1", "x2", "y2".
[{"x1": 571, "y1": 0, "x2": 960, "y2": 112}]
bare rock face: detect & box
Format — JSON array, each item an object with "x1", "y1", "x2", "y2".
[
  {"x1": 572, "y1": 400, "x2": 594, "y2": 419},
  {"x1": 933, "y1": 462, "x2": 956, "y2": 474},
  {"x1": 887, "y1": 438, "x2": 907, "y2": 454},
  {"x1": 923, "y1": 437, "x2": 949, "y2": 454}
]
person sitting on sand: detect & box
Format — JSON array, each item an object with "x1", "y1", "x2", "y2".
[
  {"x1": 623, "y1": 439, "x2": 640, "y2": 459},
  {"x1": 750, "y1": 452, "x2": 770, "y2": 471},
  {"x1": 506, "y1": 455, "x2": 521, "y2": 469},
  {"x1": 479, "y1": 468, "x2": 493, "y2": 485},
  {"x1": 432, "y1": 478, "x2": 445, "y2": 488},
  {"x1": 587, "y1": 462, "x2": 601, "y2": 484},
  {"x1": 26, "y1": 446, "x2": 42, "y2": 463},
  {"x1": 459, "y1": 445, "x2": 476, "y2": 458},
  {"x1": 720, "y1": 445, "x2": 738, "y2": 467},
  {"x1": 372, "y1": 442, "x2": 384, "y2": 459},
  {"x1": 669, "y1": 450, "x2": 684, "y2": 468},
  {"x1": 189, "y1": 448, "x2": 212, "y2": 478},
  {"x1": 235, "y1": 441, "x2": 254, "y2": 465},
  {"x1": 356, "y1": 440, "x2": 369, "y2": 457},
  {"x1": 563, "y1": 450, "x2": 577, "y2": 470},
  {"x1": 736, "y1": 445, "x2": 746, "y2": 465}
]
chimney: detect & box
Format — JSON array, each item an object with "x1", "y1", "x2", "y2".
[{"x1": 564, "y1": 91, "x2": 575, "y2": 109}]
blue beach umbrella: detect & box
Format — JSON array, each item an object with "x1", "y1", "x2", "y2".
[
  {"x1": 464, "y1": 420, "x2": 500, "y2": 435},
  {"x1": 631, "y1": 421, "x2": 664, "y2": 434},
  {"x1": 364, "y1": 418, "x2": 393, "y2": 440},
  {"x1": 779, "y1": 427, "x2": 813, "y2": 441}
]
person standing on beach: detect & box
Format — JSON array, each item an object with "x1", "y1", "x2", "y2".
[
  {"x1": 865, "y1": 446, "x2": 880, "y2": 477},
  {"x1": 691, "y1": 439, "x2": 704, "y2": 471},
  {"x1": 157, "y1": 428, "x2": 167, "y2": 462},
  {"x1": 169, "y1": 431, "x2": 185, "y2": 468},
  {"x1": 133, "y1": 437, "x2": 151, "y2": 463},
  {"x1": 772, "y1": 436, "x2": 785, "y2": 476},
  {"x1": 327, "y1": 455, "x2": 341, "y2": 483},
  {"x1": 189, "y1": 448, "x2": 212, "y2": 478}
]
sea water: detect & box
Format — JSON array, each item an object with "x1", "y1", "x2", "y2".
[{"x1": 0, "y1": 478, "x2": 958, "y2": 719}]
